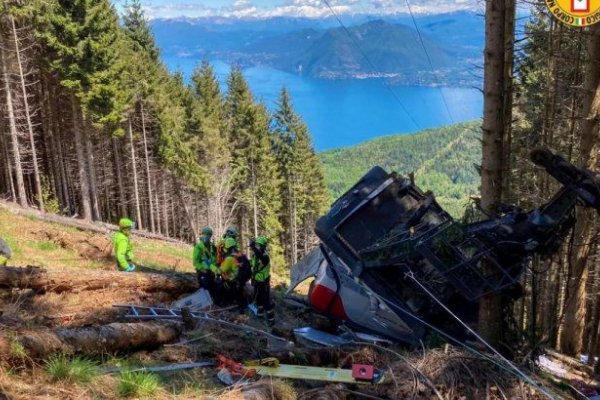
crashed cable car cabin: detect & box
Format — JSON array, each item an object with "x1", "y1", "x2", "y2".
[{"x1": 291, "y1": 148, "x2": 600, "y2": 345}]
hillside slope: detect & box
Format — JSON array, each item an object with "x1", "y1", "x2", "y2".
[
  {"x1": 0, "y1": 203, "x2": 192, "y2": 272},
  {"x1": 319, "y1": 121, "x2": 481, "y2": 217}
]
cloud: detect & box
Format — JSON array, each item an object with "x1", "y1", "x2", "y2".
[
  {"x1": 138, "y1": 3, "x2": 217, "y2": 19},
  {"x1": 258, "y1": 0, "x2": 355, "y2": 18},
  {"x1": 369, "y1": 0, "x2": 480, "y2": 14},
  {"x1": 131, "y1": 0, "x2": 480, "y2": 20}
]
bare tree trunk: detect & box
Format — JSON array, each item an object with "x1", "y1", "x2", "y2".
[
  {"x1": 41, "y1": 75, "x2": 61, "y2": 209},
  {"x1": 162, "y1": 177, "x2": 169, "y2": 237},
  {"x1": 173, "y1": 178, "x2": 198, "y2": 239},
  {"x1": 112, "y1": 137, "x2": 127, "y2": 217},
  {"x1": 289, "y1": 179, "x2": 298, "y2": 265},
  {"x1": 1, "y1": 42, "x2": 27, "y2": 207},
  {"x1": 128, "y1": 118, "x2": 142, "y2": 228},
  {"x1": 54, "y1": 108, "x2": 71, "y2": 214},
  {"x1": 10, "y1": 15, "x2": 42, "y2": 212},
  {"x1": 501, "y1": 0, "x2": 515, "y2": 199},
  {"x1": 70, "y1": 95, "x2": 92, "y2": 220},
  {"x1": 140, "y1": 104, "x2": 155, "y2": 232},
  {"x1": 83, "y1": 120, "x2": 100, "y2": 221},
  {"x1": 478, "y1": 0, "x2": 515, "y2": 346},
  {"x1": 561, "y1": 24, "x2": 600, "y2": 355},
  {"x1": 250, "y1": 159, "x2": 258, "y2": 238},
  {"x1": 0, "y1": 127, "x2": 15, "y2": 201},
  {"x1": 154, "y1": 176, "x2": 162, "y2": 234}
]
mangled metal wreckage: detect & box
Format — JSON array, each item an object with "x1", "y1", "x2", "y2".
[{"x1": 289, "y1": 148, "x2": 600, "y2": 345}]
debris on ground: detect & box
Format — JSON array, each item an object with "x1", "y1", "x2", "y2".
[{"x1": 0, "y1": 206, "x2": 590, "y2": 399}]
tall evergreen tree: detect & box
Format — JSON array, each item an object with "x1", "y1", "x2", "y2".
[
  {"x1": 272, "y1": 88, "x2": 329, "y2": 264},
  {"x1": 191, "y1": 60, "x2": 233, "y2": 234},
  {"x1": 122, "y1": 0, "x2": 159, "y2": 61}
]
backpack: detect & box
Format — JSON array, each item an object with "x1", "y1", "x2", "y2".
[{"x1": 236, "y1": 253, "x2": 252, "y2": 283}]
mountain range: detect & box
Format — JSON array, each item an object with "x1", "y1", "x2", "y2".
[{"x1": 150, "y1": 12, "x2": 483, "y2": 86}]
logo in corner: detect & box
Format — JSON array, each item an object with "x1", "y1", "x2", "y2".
[{"x1": 546, "y1": 0, "x2": 600, "y2": 27}]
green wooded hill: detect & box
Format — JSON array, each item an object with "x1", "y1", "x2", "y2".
[{"x1": 319, "y1": 121, "x2": 482, "y2": 217}]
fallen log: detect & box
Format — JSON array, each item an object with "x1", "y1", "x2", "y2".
[
  {"x1": 0, "y1": 321, "x2": 182, "y2": 360},
  {"x1": 0, "y1": 266, "x2": 197, "y2": 294},
  {"x1": 0, "y1": 200, "x2": 188, "y2": 245}
]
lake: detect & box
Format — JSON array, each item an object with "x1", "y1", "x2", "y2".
[{"x1": 163, "y1": 56, "x2": 483, "y2": 151}]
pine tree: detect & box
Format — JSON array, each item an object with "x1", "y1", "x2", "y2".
[
  {"x1": 122, "y1": 0, "x2": 159, "y2": 61},
  {"x1": 272, "y1": 88, "x2": 329, "y2": 264},
  {"x1": 191, "y1": 60, "x2": 233, "y2": 234},
  {"x1": 226, "y1": 67, "x2": 284, "y2": 264},
  {"x1": 38, "y1": 0, "x2": 125, "y2": 220}
]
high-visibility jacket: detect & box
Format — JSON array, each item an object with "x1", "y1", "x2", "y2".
[
  {"x1": 219, "y1": 251, "x2": 251, "y2": 282},
  {"x1": 193, "y1": 240, "x2": 217, "y2": 272},
  {"x1": 251, "y1": 252, "x2": 270, "y2": 283},
  {"x1": 216, "y1": 237, "x2": 239, "y2": 265},
  {"x1": 113, "y1": 231, "x2": 133, "y2": 270},
  {"x1": 219, "y1": 255, "x2": 239, "y2": 281}
]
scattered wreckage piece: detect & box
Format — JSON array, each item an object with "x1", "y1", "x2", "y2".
[
  {"x1": 293, "y1": 327, "x2": 392, "y2": 348},
  {"x1": 171, "y1": 288, "x2": 213, "y2": 311},
  {"x1": 0, "y1": 321, "x2": 181, "y2": 360},
  {"x1": 294, "y1": 327, "x2": 351, "y2": 347},
  {"x1": 0, "y1": 265, "x2": 197, "y2": 294},
  {"x1": 290, "y1": 148, "x2": 600, "y2": 344}
]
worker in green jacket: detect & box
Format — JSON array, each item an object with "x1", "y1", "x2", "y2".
[
  {"x1": 193, "y1": 226, "x2": 217, "y2": 293},
  {"x1": 250, "y1": 236, "x2": 274, "y2": 326},
  {"x1": 113, "y1": 218, "x2": 135, "y2": 272},
  {"x1": 0, "y1": 237, "x2": 11, "y2": 267},
  {"x1": 216, "y1": 226, "x2": 239, "y2": 265},
  {"x1": 215, "y1": 237, "x2": 251, "y2": 313}
]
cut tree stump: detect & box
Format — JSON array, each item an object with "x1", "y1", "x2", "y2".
[
  {"x1": 0, "y1": 266, "x2": 197, "y2": 294},
  {"x1": 0, "y1": 321, "x2": 182, "y2": 360}
]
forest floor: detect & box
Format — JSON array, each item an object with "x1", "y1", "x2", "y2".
[{"x1": 0, "y1": 203, "x2": 592, "y2": 399}]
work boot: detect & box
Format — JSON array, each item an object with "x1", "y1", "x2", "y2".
[{"x1": 266, "y1": 309, "x2": 275, "y2": 327}]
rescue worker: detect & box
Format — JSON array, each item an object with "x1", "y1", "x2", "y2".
[
  {"x1": 216, "y1": 226, "x2": 239, "y2": 265},
  {"x1": 250, "y1": 236, "x2": 274, "y2": 326},
  {"x1": 193, "y1": 226, "x2": 218, "y2": 294},
  {"x1": 113, "y1": 218, "x2": 136, "y2": 272},
  {"x1": 0, "y1": 237, "x2": 11, "y2": 267},
  {"x1": 216, "y1": 237, "x2": 251, "y2": 313}
]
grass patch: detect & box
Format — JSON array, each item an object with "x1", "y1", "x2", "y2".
[
  {"x1": 0, "y1": 207, "x2": 193, "y2": 271},
  {"x1": 37, "y1": 240, "x2": 59, "y2": 251},
  {"x1": 118, "y1": 371, "x2": 159, "y2": 398},
  {"x1": 9, "y1": 339, "x2": 26, "y2": 359},
  {"x1": 45, "y1": 355, "x2": 99, "y2": 384}
]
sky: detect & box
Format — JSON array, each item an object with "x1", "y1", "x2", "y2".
[{"x1": 112, "y1": 0, "x2": 480, "y2": 20}]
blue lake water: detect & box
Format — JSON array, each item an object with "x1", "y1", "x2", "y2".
[{"x1": 163, "y1": 56, "x2": 483, "y2": 151}]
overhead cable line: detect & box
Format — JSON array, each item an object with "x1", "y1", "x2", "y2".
[
  {"x1": 397, "y1": 270, "x2": 559, "y2": 400},
  {"x1": 321, "y1": 0, "x2": 422, "y2": 131},
  {"x1": 375, "y1": 289, "x2": 558, "y2": 399},
  {"x1": 402, "y1": 0, "x2": 456, "y2": 124}
]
